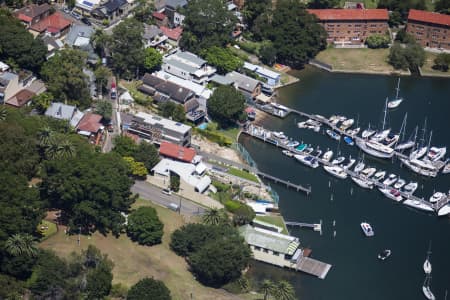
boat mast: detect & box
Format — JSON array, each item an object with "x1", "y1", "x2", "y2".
[
  {"x1": 420, "y1": 118, "x2": 427, "y2": 148},
  {"x1": 427, "y1": 131, "x2": 433, "y2": 151},
  {"x1": 382, "y1": 97, "x2": 388, "y2": 130},
  {"x1": 395, "y1": 78, "x2": 401, "y2": 100},
  {"x1": 399, "y1": 113, "x2": 408, "y2": 140}
]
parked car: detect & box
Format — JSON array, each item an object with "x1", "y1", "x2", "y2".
[
  {"x1": 71, "y1": 11, "x2": 82, "y2": 20},
  {"x1": 81, "y1": 17, "x2": 91, "y2": 25},
  {"x1": 168, "y1": 203, "x2": 179, "y2": 212},
  {"x1": 162, "y1": 188, "x2": 172, "y2": 195},
  {"x1": 63, "y1": 7, "x2": 71, "y2": 14},
  {"x1": 110, "y1": 82, "x2": 117, "y2": 99}
]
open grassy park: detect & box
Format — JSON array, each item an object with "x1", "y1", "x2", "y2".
[
  {"x1": 39, "y1": 200, "x2": 259, "y2": 300},
  {"x1": 421, "y1": 52, "x2": 450, "y2": 77}
]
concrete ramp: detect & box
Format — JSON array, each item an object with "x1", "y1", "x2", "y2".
[{"x1": 297, "y1": 257, "x2": 332, "y2": 279}]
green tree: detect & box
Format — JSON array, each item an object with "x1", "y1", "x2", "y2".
[
  {"x1": 127, "y1": 207, "x2": 164, "y2": 246},
  {"x1": 435, "y1": 0, "x2": 450, "y2": 14},
  {"x1": 58, "y1": 138, "x2": 76, "y2": 159},
  {"x1": 201, "y1": 46, "x2": 243, "y2": 74},
  {"x1": 0, "y1": 107, "x2": 7, "y2": 121},
  {"x1": 242, "y1": 0, "x2": 271, "y2": 31},
  {"x1": 433, "y1": 53, "x2": 450, "y2": 71},
  {"x1": 91, "y1": 29, "x2": 112, "y2": 57},
  {"x1": 123, "y1": 156, "x2": 148, "y2": 178},
  {"x1": 0, "y1": 274, "x2": 24, "y2": 300},
  {"x1": 44, "y1": 136, "x2": 76, "y2": 160},
  {"x1": 111, "y1": 18, "x2": 144, "y2": 78},
  {"x1": 95, "y1": 100, "x2": 112, "y2": 122},
  {"x1": 143, "y1": 47, "x2": 163, "y2": 72},
  {"x1": 202, "y1": 208, "x2": 228, "y2": 226},
  {"x1": 0, "y1": 14, "x2": 46, "y2": 72},
  {"x1": 189, "y1": 231, "x2": 251, "y2": 287},
  {"x1": 259, "y1": 41, "x2": 277, "y2": 66},
  {"x1": 180, "y1": 0, "x2": 237, "y2": 53},
  {"x1": 133, "y1": 141, "x2": 160, "y2": 171},
  {"x1": 4, "y1": 234, "x2": 38, "y2": 257},
  {"x1": 365, "y1": 34, "x2": 390, "y2": 49},
  {"x1": 232, "y1": 204, "x2": 256, "y2": 226},
  {"x1": 172, "y1": 104, "x2": 186, "y2": 123},
  {"x1": 127, "y1": 277, "x2": 171, "y2": 300},
  {"x1": 169, "y1": 175, "x2": 180, "y2": 192},
  {"x1": 272, "y1": 280, "x2": 296, "y2": 300},
  {"x1": 160, "y1": 101, "x2": 186, "y2": 122},
  {"x1": 41, "y1": 49, "x2": 91, "y2": 108},
  {"x1": 86, "y1": 259, "x2": 114, "y2": 299},
  {"x1": 40, "y1": 152, "x2": 135, "y2": 235},
  {"x1": 260, "y1": 279, "x2": 275, "y2": 300},
  {"x1": 38, "y1": 126, "x2": 53, "y2": 148},
  {"x1": 388, "y1": 43, "x2": 409, "y2": 70},
  {"x1": 31, "y1": 92, "x2": 53, "y2": 113},
  {"x1": 388, "y1": 10, "x2": 403, "y2": 27},
  {"x1": 308, "y1": 0, "x2": 339, "y2": 8},
  {"x1": 207, "y1": 85, "x2": 245, "y2": 128},
  {"x1": 113, "y1": 135, "x2": 138, "y2": 157},
  {"x1": 94, "y1": 65, "x2": 112, "y2": 95}
]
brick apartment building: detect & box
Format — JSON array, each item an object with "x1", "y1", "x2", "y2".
[
  {"x1": 307, "y1": 9, "x2": 389, "y2": 46},
  {"x1": 406, "y1": 9, "x2": 450, "y2": 50}
]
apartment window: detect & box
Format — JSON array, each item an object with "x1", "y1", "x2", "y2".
[
  {"x1": 355, "y1": 24, "x2": 362, "y2": 27},
  {"x1": 254, "y1": 246, "x2": 261, "y2": 251},
  {"x1": 263, "y1": 248, "x2": 269, "y2": 253},
  {"x1": 273, "y1": 251, "x2": 279, "y2": 256},
  {"x1": 370, "y1": 24, "x2": 377, "y2": 28}
]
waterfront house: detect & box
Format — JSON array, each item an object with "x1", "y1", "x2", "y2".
[
  {"x1": 125, "y1": 111, "x2": 192, "y2": 146},
  {"x1": 225, "y1": 71, "x2": 261, "y2": 101},
  {"x1": 307, "y1": 9, "x2": 389, "y2": 46},
  {"x1": 162, "y1": 51, "x2": 216, "y2": 85},
  {"x1": 159, "y1": 141, "x2": 196, "y2": 163},
  {"x1": 406, "y1": 9, "x2": 450, "y2": 50},
  {"x1": 243, "y1": 62, "x2": 281, "y2": 87},
  {"x1": 14, "y1": 4, "x2": 51, "y2": 28}
]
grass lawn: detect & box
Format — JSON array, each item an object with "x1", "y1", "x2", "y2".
[
  {"x1": 316, "y1": 47, "x2": 399, "y2": 73},
  {"x1": 39, "y1": 200, "x2": 249, "y2": 300},
  {"x1": 228, "y1": 167, "x2": 259, "y2": 183},
  {"x1": 208, "y1": 121, "x2": 241, "y2": 142},
  {"x1": 421, "y1": 52, "x2": 450, "y2": 77},
  {"x1": 254, "y1": 215, "x2": 288, "y2": 234},
  {"x1": 38, "y1": 220, "x2": 58, "y2": 241}
]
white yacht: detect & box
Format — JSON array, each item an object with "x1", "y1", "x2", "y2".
[
  {"x1": 356, "y1": 139, "x2": 395, "y2": 159},
  {"x1": 371, "y1": 129, "x2": 391, "y2": 143},
  {"x1": 322, "y1": 150, "x2": 333, "y2": 162},
  {"x1": 399, "y1": 158, "x2": 438, "y2": 178},
  {"x1": 410, "y1": 146, "x2": 428, "y2": 160},
  {"x1": 438, "y1": 203, "x2": 450, "y2": 216},
  {"x1": 360, "y1": 222, "x2": 374, "y2": 237},
  {"x1": 393, "y1": 178, "x2": 406, "y2": 189},
  {"x1": 282, "y1": 150, "x2": 294, "y2": 157},
  {"x1": 395, "y1": 140, "x2": 415, "y2": 151},
  {"x1": 403, "y1": 199, "x2": 434, "y2": 212},
  {"x1": 324, "y1": 165, "x2": 348, "y2": 179},
  {"x1": 361, "y1": 167, "x2": 376, "y2": 178},
  {"x1": 423, "y1": 244, "x2": 432, "y2": 274},
  {"x1": 403, "y1": 182, "x2": 418, "y2": 194},
  {"x1": 387, "y1": 78, "x2": 403, "y2": 109},
  {"x1": 346, "y1": 127, "x2": 360, "y2": 136},
  {"x1": 340, "y1": 118, "x2": 354, "y2": 130},
  {"x1": 297, "y1": 121, "x2": 308, "y2": 129},
  {"x1": 354, "y1": 161, "x2": 365, "y2": 173},
  {"x1": 379, "y1": 188, "x2": 403, "y2": 202},
  {"x1": 361, "y1": 126, "x2": 376, "y2": 139},
  {"x1": 429, "y1": 192, "x2": 446, "y2": 203},
  {"x1": 331, "y1": 156, "x2": 345, "y2": 165},
  {"x1": 373, "y1": 171, "x2": 386, "y2": 181},
  {"x1": 427, "y1": 147, "x2": 446, "y2": 162},
  {"x1": 382, "y1": 174, "x2": 398, "y2": 186},
  {"x1": 351, "y1": 176, "x2": 374, "y2": 189},
  {"x1": 326, "y1": 129, "x2": 341, "y2": 141},
  {"x1": 272, "y1": 131, "x2": 287, "y2": 140},
  {"x1": 342, "y1": 158, "x2": 356, "y2": 169},
  {"x1": 443, "y1": 161, "x2": 450, "y2": 174},
  {"x1": 294, "y1": 154, "x2": 320, "y2": 168}
]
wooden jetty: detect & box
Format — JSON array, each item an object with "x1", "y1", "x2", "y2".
[
  {"x1": 297, "y1": 257, "x2": 332, "y2": 279},
  {"x1": 242, "y1": 123, "x2": 450, "y2": 213},
  {"x1": 257, "y1": 171, "x2": 311, "y2": 194},
  {"x1": 285, "y1": 221, "x2": 322, "y2": 232}
]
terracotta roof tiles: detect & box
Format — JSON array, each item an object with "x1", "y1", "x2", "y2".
[
  {"x1": 307, "y1": 9, "x2": 389, "y2": 21},
  {"x1": 408, "y1": 9, "x2": 450, "y2": 27},
  {"x1": 159, "y1": 141, "x2": 196, "y2": 163}
]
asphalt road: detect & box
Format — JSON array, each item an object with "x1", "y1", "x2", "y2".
[
  {"x1": 131, "y1": 180, "x2": 205, "y2": 216},
  {"x1": 102, "y1": 76, "x2": 119, "y2": 153}
]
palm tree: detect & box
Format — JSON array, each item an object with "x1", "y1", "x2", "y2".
[
  {"x1": 202, "y1": 208, "x2": 227, "y2": 225},
  {"x1": 38, "y1": 126, "x2": 53, "y2": 147},
  {"x1": 0, "y1": 106, "x2": 7, "y2": 121},
  {"x1": 45, "y1": 137, "x2": 60, "y2": 160},
  {"x1": 272, "y1": 280, "x2": 296, "y2": 300},
  {"x1": 260, "y1": 279, "x2": 275, "y2": 300},
  {"x1": 58, "y1": 139, "x2": 76, "y2": 159},
  {"x1": 4, "y1": 233, "x2": 38, "y2": 257}
]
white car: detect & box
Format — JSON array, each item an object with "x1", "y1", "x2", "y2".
[
  {"x1": 71, "y1": 11, "x2": 82, "y2": 20},
  {"x1": 162, "y1": 188, "x2": 172, "y2": 195}
]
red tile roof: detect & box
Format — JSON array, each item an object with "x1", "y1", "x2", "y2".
[
  {"x1": 14, "y1": 4, "x2": 51, "y2": 22},
  {"x1": 152, "y1": 11, "x2": 166, "y2": 21},
  {"x1": 160, "y1": 26, "x2": 183, "y2": 41},
  {"x1": 159, "y1": 142, "x2": 196, "y2": 163},
  {"x1": 6, "y1": 89, "x2": 35, "y2": 108},
  {"x1": 307, "y1": 9, "x2": 388, "y2": 21},
  {"x1": 30, "y1": 12, "x2": 72, "y2": 33},
  {"x1": 77, "y1": 113, "x2": 103, "y2": 133},
  {"x1": 408, "y1": 9, "x2": 450, "y2": 27},
  {"x1": 17, "y1": 14, "x2": 33, "y2": 23}
]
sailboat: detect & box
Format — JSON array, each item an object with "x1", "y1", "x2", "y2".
[
  {"x1": 396, "y1": 125, "x2": 418, "y2": 151},
  {"x1": 422, "y1": 273, "x2": 435, "y2": 300},
  {"x1": 388, "y1": 78, "x2": 403, "y2": 109},
  {"x1": 410, "y1": 119, "x2": 428, "y2": 160},
  {"x1": 423, "y1": 242, "x2": 432, "y2": 274},
  {"x1": 361, "y1": 123, "x2": 376, "y2": 139}
]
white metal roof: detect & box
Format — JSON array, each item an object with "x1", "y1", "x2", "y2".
[{"x1": 135, "y1": 111, "x2": 191, "y2": 135}]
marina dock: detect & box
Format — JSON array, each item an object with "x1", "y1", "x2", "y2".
[
  {"x1": 242, "y1": 123, "x2": 450, "y2": 213},
  {"x1": 296, "y1": 257, "x2": 332, "y2": 279},
  {"x1": 285, "y1": 221, "x2": 322, "y2": 232}
]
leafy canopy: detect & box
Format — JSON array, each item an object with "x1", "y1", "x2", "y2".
[
  {"x1": 143, "y1": 47, "x2": 163, "y2": 73},
  {"x1": 201, "y1": 46, "x2": 243, "y2": 74},
  {"x1": 127, "y1": 277, "x2": 171, "y2": 300},
  {"x1": 207, "y1": 85, "x2": 245, "y2": 128},
  {"x1": 127, "y1": 206, "x2": 164, "y2": 246}
]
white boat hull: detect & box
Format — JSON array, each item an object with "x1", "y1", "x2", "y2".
[
  {"x1": 379, "y1": 188, "x2": 403, "y2": 202},
  {"x1": 356, "y1": 139, "x2": 395, "y2": 159},
  {"x1": 387, "y1": 99, "x2": 402, "y2": 109},
  {"x1": 403, "y1": 199, "x2": 434, "y2": 212},
  {"x1": 351, "y1": 176, "x2": 373, "y2": 189},
  {"x1": 324, "y1": 165, "x2": 347, "y2": 179},
  {"x1": 400, "y1": 158, "x2": 438, "y2": 177},
  {"x1": 422, "y1": 286, "x2": 435, "y2": 300},
  {"x1": 438, "y1": 204, "x2": 450, "y2": 216}
]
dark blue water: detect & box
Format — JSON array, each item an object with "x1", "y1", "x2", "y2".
[{"x1": 240, "y1": 67, "x2": 450, "y2": 300}]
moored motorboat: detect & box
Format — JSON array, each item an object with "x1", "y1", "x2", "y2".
[
  {"x1": 342, "y1": 158, "x2": 356, "y2": 169},
  {"x1": 360, "y1": 222, "x2": 374, "y2": 237},
  {"x1": 361, "y1": 167, "x2": 376, "y2": 178},
  {"x1": 427, "y1": 147, "x2": 446, "y2": 162},
  {"x1": 361, "y1": 127, "x2": 376, "y2": 139},
  {"x1": 371, "y1": 129, "x2": 391, "y2": 142},
  {"x1": 296, "y1": 143, "x2": 307, "y2": 152},
  {"x1": 410, "y1": 146, "x2": 428, "y2": 160},
  {"x1": 297, "y1": 121, "x2": 308, "y2": 128},
  {"x1": 403, "y1": 199, "x2": 434, "y2": 212},
  {"x1": 322, "y1": 150, "x2": 333, "y2": 162},
  {"x1": 373, "y1": 171, "x2": 386, "y2": 181},
  {"x1": 324, "y1": 165, "x2": 348, "y2": 179},
  {"x1": 287, "y1": 140, "x2": 300, "y2": 148},
  {"x1": 326, "y1": 129, "x2": 341, "y2": 141},
  {"x1": 351, "y1": 176, "x2": 374, "y2": 189},
  {"x1": 340, "y1": 118, "x2": 354, "y2": 130},
  {"x1": 423, "y1": 244, "x2": 432, "y2": 274},
  {"x1": 356, "y1": 138, "x2": 395, "y2": 159},
  {"x1": 423, "y1": 285, "x2": 435, "y2": 300},
  {"x1": 294, "y1": 154, "x2": 320, "y2": 168},
  {"x1": 331, "y1": 156, "x2": 345, "y2": 165},
  {"x1": 395, "y1": 140, "x2": 415, "y2": 151},
  {"x1": 403, "y1": 181, "x2": 418, "y2": 194},
  {"x1": 382, "y1": 174, "x2": 398, "y2": 186},
  {"x1": 399, "y1": 158, "x2": 438, "y2": 177},
  {"x1": 354, "y1": 161, "x2": 365, "y2": 173},
  {"x1": 393, "y1": 178, "x2": 406, "y2": 189},
  {"x1": 443, "y1": 161, "x2": 450, "y2": 174},
  {"x1": 272, "y1": 131, "x2": 287, "y2": 140},
  {"x1": 346, "y1": 127, "x2": 360, "y2": 136},
  {"x1": 378, "y1": 249, "x2": 391, "y2": 260},
  {"x1": 379, "y1": 188, "x2": 403, "y2": 202},
  {"x1": 429, "y1": 192, "x2": 446, "y2": 203},
  {"x1": 344, "y1": 136, "x2": 354, "y2": 146},
  {"x1": 438, "y1": 203, "x2": 450, "y2": 216},
  {"x1": 282, "y1": 150, "x2": 294, "y2": 157}
]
